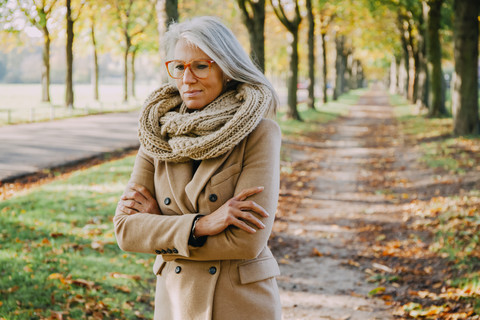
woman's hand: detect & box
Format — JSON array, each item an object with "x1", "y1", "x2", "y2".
[
  {"x1": 117, "y1": 183, "x2": 161, "y2": 215},
  {"x1": 194, "y1": 186, "x2": 269, "y2": 237}
]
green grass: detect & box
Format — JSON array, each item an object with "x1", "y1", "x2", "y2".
[{"x1": 0, "y1": 156, "x2": 155, "y2": 319}]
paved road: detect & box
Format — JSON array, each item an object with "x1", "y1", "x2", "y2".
[{"x1": 0, "y1": 112, "x2": 140, "y2": 182}]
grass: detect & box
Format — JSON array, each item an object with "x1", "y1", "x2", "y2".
[
  {"x1": 0, "y1": 156, "x2": 155, "y2": 319},
  {"x1": 391, "y1": 93, "x2": 480, "y2": 314},
  {"x1": 0, "y1": 88, "x2": 363, "y2": 319}
]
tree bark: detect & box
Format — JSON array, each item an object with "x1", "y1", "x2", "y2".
[
  {"x1": 306, "y1": 0, "x2": 315, "y2": 109},
  {"x1": 320, "y1": 30, "x2": 328, "y2": 103},
  {"x1": 333, "y1": 34, "x2": 346, "y2": 100},
  {"x1": 270, "y1": 0, "x2": 302, "y2": 120},
  {"x1": 65, "y1": 0, "x2": 74, "y2": 109},
  {"x1": 123, "y1": 33, "x2": 130, "y2": 102},
  {"x1": 41, "y1": 26, "x2": 51, "y2": 102},
  {"x1": 130, "y1": 48, "x2": 137, "y2": 98},
  {"x1": 90, "y1": 18, "x2": 99, "y2": 101},
  {"x1": 426, "y1": 0, "x2": 447, "y2": 117},
  {"x1": 156, "y1": 0, "x2": 179, "y2": 83},
  {"x1": 416, "y1": 1, "x2": 429, "y2": 111},
  {"x1": 236, "y1": 0, "x2": 266, "y2": 72},
  {"x1": 398, "y1": 14, "x2": 410, "y2": 98},
  {"x1": 452, "y1": 0, "x2": 479, "y2": 135},
  {"x1": 287, "y1": 29, "x2": 301, "y2": 120},
  {"x1": 389, "y1": 56, "x2": 397, "y2": 94}
]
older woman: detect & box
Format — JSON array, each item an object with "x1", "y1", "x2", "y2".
[{"x1": 114, "y1": 16, "x2": 281, "y2": 320}]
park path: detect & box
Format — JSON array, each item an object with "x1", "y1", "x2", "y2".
[
  {"x1": 272, "y1": 89, "x2": 401, "y2": 319},
  {"x1": 0, "y1": 111, "x2": 139, "y2": 183}
]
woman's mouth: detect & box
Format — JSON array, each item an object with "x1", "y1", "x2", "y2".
[{"x1": 183, "y1": 90, "x2": 202, "y2": 98}]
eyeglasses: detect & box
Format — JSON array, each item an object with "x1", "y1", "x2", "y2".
[{"x1": 165, "y1": 59, "x2": 216, "y2": 79}]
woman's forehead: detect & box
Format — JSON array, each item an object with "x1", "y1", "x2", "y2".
[{"x1": 173, "y1": 39, "x2": 211, "y2": 61}]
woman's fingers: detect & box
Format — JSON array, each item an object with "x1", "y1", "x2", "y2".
[
  {"x1": 236, "y1": 209, "x2": 265, "y2": 229},
  {"x1": 238, "y1": 200, "x2": 269, "y2": 218},
  {"x1": 231, "y1": 217, "x2": 257, "y2": 234},
  {"x1": 234, "y1": 186, "x2": 264, "y2": 201}
]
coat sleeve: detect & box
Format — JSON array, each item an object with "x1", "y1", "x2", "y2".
[
  {"x1": 177, "y1": 119, "x2": 281, "y2": 261},
  {"x1": 113, "y1": 147, "x2": 197, "y2": 256}
]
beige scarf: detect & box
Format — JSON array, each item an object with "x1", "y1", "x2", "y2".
[{"x1": 138, "y1": 83, "x2": 273, "y2": 162}]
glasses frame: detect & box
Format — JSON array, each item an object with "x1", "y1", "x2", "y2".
[{"x1": 165, "y1": 59, "x2": 216, "y2": 79}]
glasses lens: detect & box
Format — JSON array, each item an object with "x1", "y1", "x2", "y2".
[
  {"x1": 191, "y1": 60, "x2": 210, "y2": 79},
  {"x1": 168, "y1": 61, "x2": 185, "y2": 79}
]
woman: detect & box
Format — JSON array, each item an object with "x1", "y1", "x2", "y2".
[{"x1": 114, "y1": 16, "x2": 281, "y2": 320}]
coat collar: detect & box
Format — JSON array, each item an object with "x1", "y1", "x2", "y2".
[{"x1": 165, "y1": 148, "x2": 233, "y2": 213}]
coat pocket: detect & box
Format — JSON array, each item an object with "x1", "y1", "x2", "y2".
[
  {"x1": 210, "y1": 163, "x2": 242, "y2": 187},
  {"x1": 238, "y1": 257, "x2": 280, "y2": 285}
]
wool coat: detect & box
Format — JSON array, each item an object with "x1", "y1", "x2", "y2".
[{"x1": 114, "y1": 118, "x2": 282, "y2": 320}]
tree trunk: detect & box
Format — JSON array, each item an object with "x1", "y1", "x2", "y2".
[
  {"x1": 306, "y1": 0, "x2": 315, "y2": 109},
  {"x1": 91, "y1": 20, "x2": 99, "y2": 101},
  {"x1": 41, "y1": 27, "x2": 51, "y2": 102},
  {"x1": 320, "y1": 31, "x2": 327, "y2": 103},
  {"x1": 333, "y1": 35, "x2": 345, "y2": 100},
  {"x1": 156, "y1": 0, "x2": 179, "y2": 83},
  {"x1": 426, "y1": 0, "x2": 447, "y2": 117},
  {"x1": 398, "y1": 17, "x2": 410, "y2": 98},
  {"x1": 165, "y1": 0, "x2": 178, "y2": 24},
  {"x1": 287, "y1": 28, "x2": 301, "y2": 120},
  {"x1": 123, "y1": 35, "x2": 130, "y2": 102},
  {"x1": 65, "y1": 0, "x2": 74, "y2": 109},
  {"x1": 389, "y1": 56, "x2": 397, "y2": 94},
  {"x1": 237, "y1": 0, "x2": 266, "y2": 72},
  {"x1": 416, "y1": 1, "x2": 429, "y2": 110},
  {"x1": 452, "y1": 0, "x2": 479, "y2": 135},
  {"x1": 130, "y1": 48, "x2": 137, "y2": 98}
]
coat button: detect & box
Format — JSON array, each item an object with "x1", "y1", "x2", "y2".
[
  {"x1": 209, "y1": 194, "x2": 218, "y2": 202},
  {"x1": 161, "y1": 249, "x2": 167, "y2": 254},
  {"x1": 164, "y1": 197, "x2": 171, "y2": 205},
  {"x1": 167, "y1": 249, "x2": 172, "y2": 254},
  {"x1": 155, "y1": 250, "x2": 161, "y2": 254},
  {"x1": 175, "y1": 266, "x2": 181, "y2": 274},
  {"x1": 209, "y1": 266, "x2": 217, "y2": 275},
  {"x1": 173, "y1": 248, "x2": 178, "y2": 254}
]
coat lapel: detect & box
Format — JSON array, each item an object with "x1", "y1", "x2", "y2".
[
  {"x1": 165, "y1": 161, "x2": 195, "y2": 214},
  {"x1": 184, "y1": 149, "x2": 233, "y2": 212}
]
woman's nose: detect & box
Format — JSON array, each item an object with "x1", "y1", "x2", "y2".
[{"x1": 183, "y1": 67, "x2": 197, "y2": 83}]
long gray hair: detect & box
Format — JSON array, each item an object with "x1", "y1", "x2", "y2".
[{"x1": 163, "y1": 16, "x2": 279, "y2": 112}]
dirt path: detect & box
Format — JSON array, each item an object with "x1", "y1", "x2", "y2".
[{"x1": 272, "y1": 90, "x2": 403, "y2": 319}]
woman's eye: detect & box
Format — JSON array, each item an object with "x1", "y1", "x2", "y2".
[
  {"x1": 196, "y1": 64, "x2": 208, "y2": 70},
  {"x1": 174, "y1": 65, "x2": 185, "y2": 71}
]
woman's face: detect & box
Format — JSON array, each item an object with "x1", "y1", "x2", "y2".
[{"x1": 173, "y1": 39, "x2": 225, "y2": 110}]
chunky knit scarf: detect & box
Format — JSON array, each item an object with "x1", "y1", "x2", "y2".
[{"x1": 138, "y1": 83, "x2": 272, "y2": 162}]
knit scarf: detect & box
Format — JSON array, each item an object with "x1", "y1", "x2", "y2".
[{"x1": 138, "y1": 83, "x2": 272, "y2": 162}]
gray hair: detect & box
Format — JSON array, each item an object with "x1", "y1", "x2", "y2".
[{"x1": 163, "y1": 16, "x2": 279, "y2": 112}]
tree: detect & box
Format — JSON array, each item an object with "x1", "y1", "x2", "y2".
[
  {"x1": 17, "y1": 0, "x2": 58, "y2": 102},
  {"x1": 109, "y1": 0, "x2": 156, "y2": 102},
  {"x1": 317, "y1": 2, "x2": 335, "y2": 104},
  {"x1": 236, "y1": 0, "x2": 266, "y2": 72},
  {"x1": 156, "y1": 0, "x2": 178, "y2": 83},
  {"x1": 306, "y1": 0, "x2": 315, "y2": 109},
  {"x1": 65, "y1": 0, "x2": 85, "y2": 109},
  {"x1": 270, "y1": 0, "x2": 302, "y2": 121},
  {"x1": 451, "y1": 0, "x2": 479, "y2": 135},
  {"x1": 426, "y1": 0, "x2": 447, "y2": 117}
]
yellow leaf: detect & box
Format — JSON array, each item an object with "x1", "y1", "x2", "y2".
[
  {"x1": 48, "y1": 273, "x2": 64, "y2": 280},
  {"x1": 23, "y1": 266, "x2": 33, "y2": 273}
]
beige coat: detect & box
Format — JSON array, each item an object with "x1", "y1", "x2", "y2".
[{"x1": 114, "y1": 119, "x2": 282, "y2": 320}]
